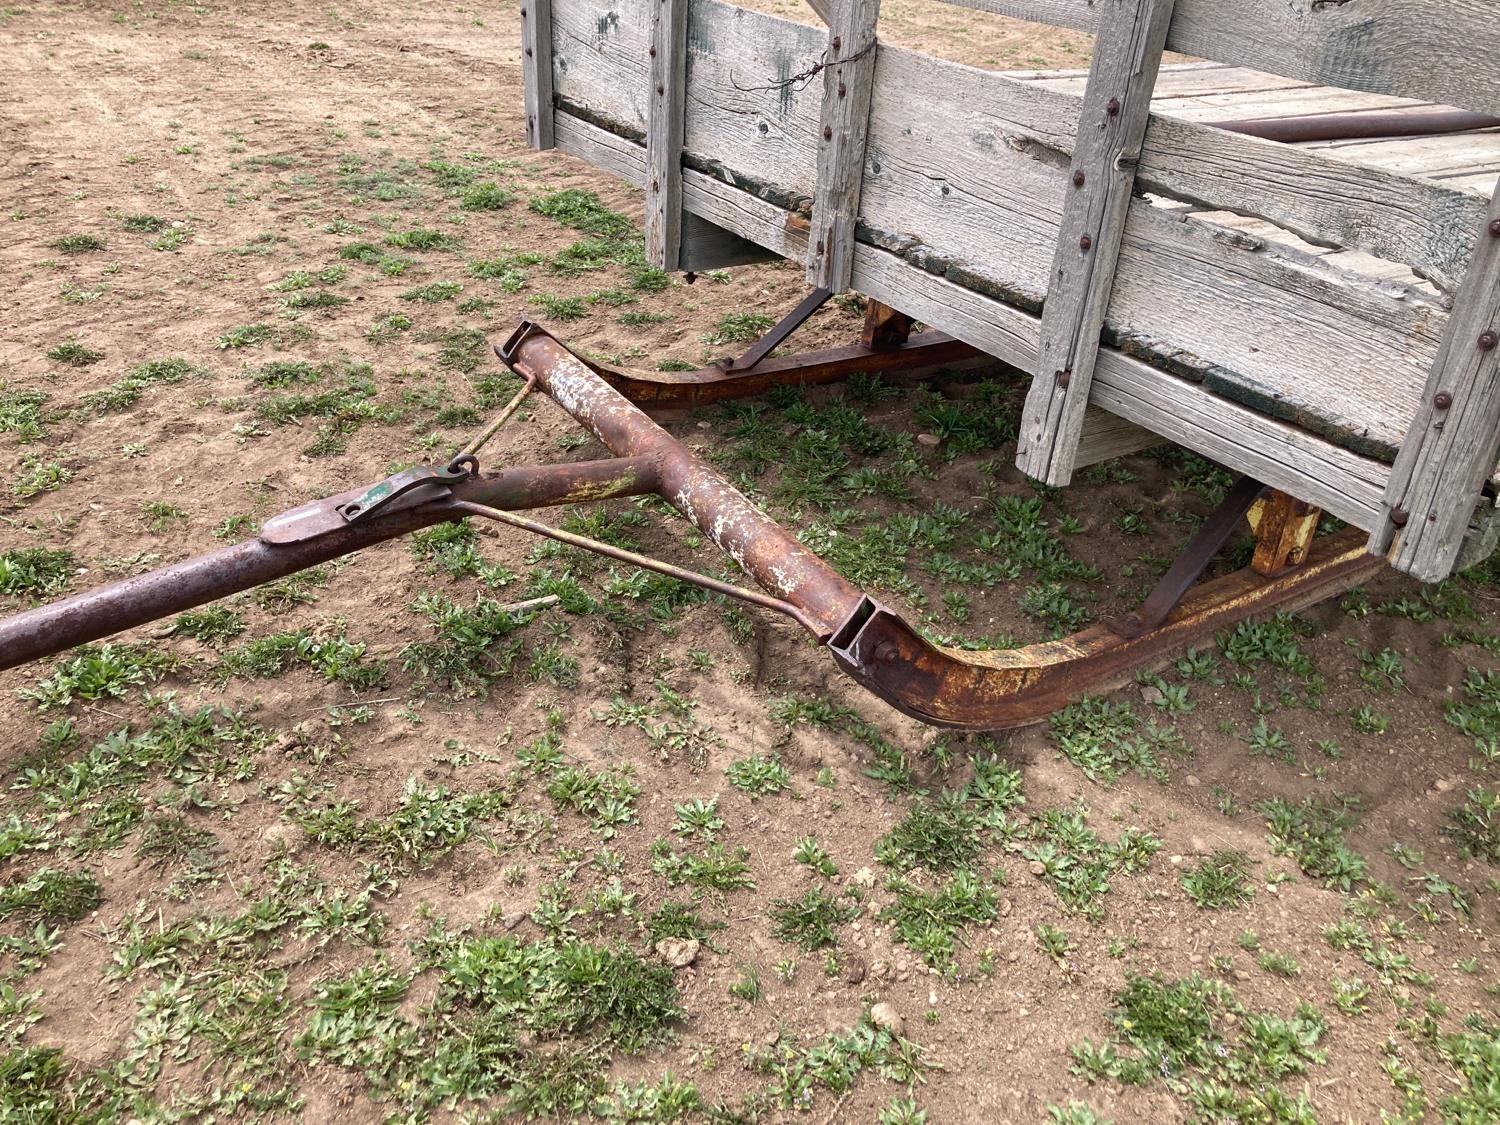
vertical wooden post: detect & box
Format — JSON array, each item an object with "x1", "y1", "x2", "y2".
[
  {"x1": 1015, "y1": 0, "x2": 1176, "y2": 487},
  {"x1": 645, "y1": 0, "x2": 690, "y2": 271},
  {"x1": 1250, "y1": 491, "x2": 1322, "y2": 578},
  {"x1": 805, "y1": 0, "x2": 881, "y2": 291},
  {"x1": 520, "y1": 0, "x2": 555, "y2": 151},
  {"x1": 861, "y1": 299, "x2": 912, "y2": 350},
  {"x1": 1372, "y1": 189, "x2": 1500, "y2": 582}
]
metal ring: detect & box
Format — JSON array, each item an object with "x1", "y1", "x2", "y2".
[{"x1": 446, "y1": 453, "x2": 480, "y2": 478}]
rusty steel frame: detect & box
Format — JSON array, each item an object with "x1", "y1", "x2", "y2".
[{"x1": 0, "y1": 315, "x2": 1389, "y2": 729}]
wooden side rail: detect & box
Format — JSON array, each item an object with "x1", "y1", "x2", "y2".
[{"x1": 929, "y1": 0, "x2": 1500, "y2": 119}]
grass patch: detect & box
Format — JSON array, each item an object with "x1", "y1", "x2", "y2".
[
  {"x1": 1181, "y1": 850, "x2": 1255, "y2": 910},
  {"x1": 50, "y1": 233, "x2": 106, "y2": 253},
  {"x1": 0, "y1": 547, "x2": 75, "y2": 597},
  {"x1": 45, "y1": 340, "x2": 103, "y2": 367},
  {"x1": 0, "y1": 868, "x2": 101, "y2": 922},
  {"x1": 1260, "y1": 796, "x2": 1368, "y2": 890},
  {"x1": 769, "y1": 888, "x2": 858, "y2": 951}
]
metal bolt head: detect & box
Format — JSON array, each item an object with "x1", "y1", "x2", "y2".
[
  {"x1": 1490, "y1": 218, "x2": 1500, "y2": 238},
  {"x1": 1435, "y1": 391, "x2": 1453, "y2": 410},
  {"x1": 1480, "y1": 331, "x2": 1498, "y2": 352},
  {"x1": 831, "y1": 35, "x2": 841, "y2": 52},
  {"x1": 1106, "y1": 97, "x2": 1120, "y2": 117},
  {"x1": 656, "y1": 84, "x2": 665, "y2": 96},
  {"x1": 1079, "y1": 233, "x2": 1093, "y2": 251},
  {"x1": 525, "y1": 46, "x2": 533, "y2": 57},
  {"x1": 873, "y1": 641, "x2": 898, "y2": 663},
  {"x1": 649, "y1": 45, "x2": 657, "y2": 57},
  {"x1": 838, "y1": 81, "x2": 846, "y2": 98},
  {"x1": 1390, "y1": 507, "x2": 1409, "y2": 527},
  {"x1": 1055, "y1": 368, "x2": 1071, "y2": 388},
  {"x1": 1072, "y1": 170, "x2": 1085, "y2": 187},
  {"x1": 823, "y1": 125, "x2": 833, "y2": 141},
  {"x1": 520, "y1": 5, "x2": 527, "y2": 15}
]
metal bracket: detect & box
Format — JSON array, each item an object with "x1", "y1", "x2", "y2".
[
  {"x1": 336, "y1": 460, "x2": 476, "y2": 524},
  {"x1": 717, "y1": 288, "x2": 832, "y2": 373}
]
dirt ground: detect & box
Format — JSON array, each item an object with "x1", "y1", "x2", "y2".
[{"x1": 0, "y1": 1, "x2": 1496, "y2": 1122}]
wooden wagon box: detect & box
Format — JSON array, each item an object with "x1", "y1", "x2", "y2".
[{"x1": 520, "y1": 0, "x2": 1500, "y2": 583}]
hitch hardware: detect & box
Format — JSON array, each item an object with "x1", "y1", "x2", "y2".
[{"x1": 0, "y1": 304, "x2": 1385, "y2": 728}]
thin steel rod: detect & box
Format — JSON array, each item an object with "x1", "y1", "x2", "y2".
[
  {"x1": 453, "y1": 501, "x2": 824, "y2": 634},
  {"x1": 720, "y1": 287, "x2": 833, "y2": 372},
  {"x1": 457, "y1": 373, "x2": 536, "y2": 460}
]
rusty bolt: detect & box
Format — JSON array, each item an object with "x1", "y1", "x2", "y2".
[
  {"x1": 1055, "y1": 368, "x2": 1071, "y2": 388},
  {"x1": 1106, "y1": 97, "x2": 1120, "y2": 117},
  {"x1": 649, "y1": 46, "x2": 657, "y2": 57},
  {"x1": 823, "y1": 125, "x2": 833, "y2": 141},
  {"x1": 1490, "y1": 218, "x2": 1500, "y2": 238},
  {"x1": 831, "y1": 35, "x2": 841, "y2": 52},
  {"x1": 1390, "y1": 507, "x2": 1409, "y2": 527},
  {"x1": 1435, "y1": 391, "x2": 1453, "y2": 410},
  {"x1": 873, "y1": 641, "x2": 898, "y2": 663},
  {"x1": 1480, "y1": 331, "x2": 1498, "y2": 351},
  {"x1": 1072, "y1": 170, "x2": 1085, "y2": 187},
  {"x1": 1079, "y1": 233, "x2": 1092, "y2": 251}
]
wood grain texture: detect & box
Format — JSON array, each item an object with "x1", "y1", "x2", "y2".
[
  {"x1": 644, "y1": 0, "x2": 689, "y2": 269},
  {"x1": 520, "y1": 0, "x2": 556, "y2": 150},
  {"x1": 550, "y1": 0, "x2": 1467, "y2": 460},
  {"x1": 934, "y1": 0, "x2": 1500, "y2": 117},
  {"x1": 805, "y1": 0, "x2": 882, "y2": 290},
  {"x1": 550, "y1": 108, "x2": 1392, "y2": 530},
  {"x1": 1375, "y1": 190, "x2": 1500, "y2": 580},
  {"x1": 1017, "y1": 0, "x2": 1176, "y2": 486}
]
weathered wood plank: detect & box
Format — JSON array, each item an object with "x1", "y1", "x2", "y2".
[
  {"x1": 520, "y1": 0, "x2": 556, "y2": 150},
  {"x1": 644, "y1": 0, "x2": 689, "y2": 269},
  {"x1": 806, "y1": 0, "x2": 882, "y2": 290},
  {"x1": 850, "y1": 240, "x2": 1391, "y2": 527},
  {"x1": 551, "y1": 0, "x2": 1463, "y2": 455},
  {"x1": 1374, "y1": 191, "x2": 1500, "y2": 581},
  {"x1": 934, "y1": 0, "x2": 1500, "y2": 118},
  {"x1": 1018, "y1": 0, "x2": 1176, "y2": 486},
  {"x1": 549, "y1": 107, "x2": 1393, "y2": 529},
  {"x1": 1074, "y1": 408, "x2": 1161, "y2": 467}
]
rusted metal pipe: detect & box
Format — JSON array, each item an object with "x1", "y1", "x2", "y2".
[
  {"x1": 1211, "y1": 108, "x2": 1500, "y2": 144},
  {"x1": 581, "y1": 331, "x2": 982, "y2": 409},
  {"x1": 0, "y1": 458, "x2": 658, "y2": 672},
  {"x1": 500, "y1": 322, "x2": 865, "y2": 639}
]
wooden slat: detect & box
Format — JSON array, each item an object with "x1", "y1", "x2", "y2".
[
  {"x1": 806, "y1": 0, "x2": 882, "y2": 290},
  {"x1": 551, "y1": 107, "x2": 1392, "y2": 530},
  {"x1": 644, "y1": 0, "x2": 689, "y2": 269},
  {"x1": 933, "y1": 0, "x2": 1500, "y2": 118},
  {"x1": 1374, "y1": 191, "x2": 1500, "y2": 581},
  {"x1": 1075, "y1": 409, "x2": 1161, "y2": 467},
  {"x1": 520, "y1": 0, "x2": 555, "y2": 150},
  {"x1": 1018, "y1": 0, "x2": 1176, "y2": 486},
  {"x1": 549, "y1": 0, "x2": 1464, "y2": 456}
]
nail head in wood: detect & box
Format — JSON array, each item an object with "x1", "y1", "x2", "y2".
[
  {"x1": 1434, "y1": 392, "x2": 1453, "y2": 410},
  {"x1": 649, "y1": 46, "x2": 657, "y2": 56},
  {"x1": 1055, "y1": 369, "x2": 1071, "y2": 388},
  {"x1": 832, "y1": 35, "x2": 841, "y2": 52},
  {"x1": 526, "y1": 47, "x2": 533, "y2": 57},
  {"x1": 1072, "y1": 170, "x2": 1085, "y2": 187},
  {"x1": 823, "y1": 125, "x2": 833, "y2": 141},
  {"x1": 1390, "y1": 507, "x2": 1410, "y2": 527},
  {"x1": 657, "y1": 84, "x2": 665, "y2": 95},
  {"x1": 1079, "y1": 233, "x2": 1092, "y2": 251},
  {"x1": 1489, "y1": 219, "x2": 1500, "y2": 238},
  {"x1": 1106, "y1": 97, "x2": 1120, "y2": 117},
  {"x1": 1480, "y1": 331, "x2": 1498, "y2": 351}
]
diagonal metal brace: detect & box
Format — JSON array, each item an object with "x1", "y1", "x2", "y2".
[
  {"x1": 717, "y1": 287, "x2": 832, "y2": 373},
  {"x1": 1109, "y1": 475, "x2": 1265, "y2": 639}
]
